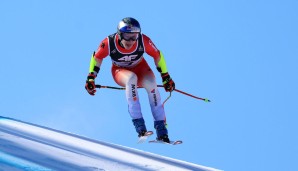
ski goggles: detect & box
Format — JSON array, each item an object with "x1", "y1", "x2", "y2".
[{"x1": 121, "y1": 33, "x2": 139, "y2": 41}]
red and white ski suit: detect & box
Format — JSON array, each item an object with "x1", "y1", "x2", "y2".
[{"x1": 93, "y1": 33, "x2": 167, "y2": 121}]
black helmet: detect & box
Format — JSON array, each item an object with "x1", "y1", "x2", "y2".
[{"x1": 117, "y1": 17, "x2": 141, "y2": 35}]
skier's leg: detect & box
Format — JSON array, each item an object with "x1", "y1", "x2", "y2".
[
  {"x1": 134, "y1": 60, "x2": 165, "y2": 121},
  {"x1": 134, "y1": 60, "x2": 169, "y2": 141},
  {"x1": 154, "y1": 120, "x2": 169, "y2": 143},
  {"x1": 112, "y1": 66, "x2": 147, "y2": 136},
  {"x1": 142, "y1": 76, "x2": 165, "y2": 121}
]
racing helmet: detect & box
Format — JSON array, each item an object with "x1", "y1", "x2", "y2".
[{"x1": 117, "y1": 17, "x2": 141, "y2": 39}]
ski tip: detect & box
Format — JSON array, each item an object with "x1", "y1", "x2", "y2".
[
  {"x1": 145, "y1": 131, "x2": 154, "y2": 136},
  {"x1": 173, "y1": 140, "x2": 183, "y2": 145}
]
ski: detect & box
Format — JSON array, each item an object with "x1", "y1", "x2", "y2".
[
  {"x1": 137, "y1": 131, "x2": 154, "y2": 144},
  {"x1": 148, "y1": 140, "x2": 183, "y2": 145}
]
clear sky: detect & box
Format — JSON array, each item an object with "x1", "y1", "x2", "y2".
[{"x1": 1, "y1": 0, "x2": 297, "y2": 171}]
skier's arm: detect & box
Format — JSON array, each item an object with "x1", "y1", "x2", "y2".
[
  {"x1": 142, "y1": 34, "x2": 167, "y2": 73},
  {"x1": 155, "y1": 51, "x2": 168, "y2": 74},
  {"x1": 155, "y1": 51, "x2": 175, "y2": 92},
  {"x1": 143, "y1": 34, "x2": 175, "y2": 92},
  {"x1": 90, "y1": 37, "x2": 109, "y2": 75},
  {"x1": 85, "y1": 38, "x2": 109, "y2": 95},
  {"x1": 88, "y1": 52, "x2": 102, "y2": 75}
]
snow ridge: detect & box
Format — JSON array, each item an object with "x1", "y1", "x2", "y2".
[{"x1": 0, "y1": 116, "x2": 221, "y2": 171}]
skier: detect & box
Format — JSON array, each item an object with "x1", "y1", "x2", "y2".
[{"x1": 85, "y1": 17, "x2": 175, "y2": 143}]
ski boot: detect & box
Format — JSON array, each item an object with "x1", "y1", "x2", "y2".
[
  {"x1": 154, "y1": 120, "x2": 170, "y2": 143},
  {"x1": 132, "y1": 118, "x2": 147, "y2": 137},
  {"x1": 157, "y1": 134, "x2": 170, "y2": 143},
  {"x1": 138, "y1": 130, "x2": 147, "y2": 137}
]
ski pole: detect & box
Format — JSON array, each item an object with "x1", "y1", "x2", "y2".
[
  {"x1": 95, "y1": 84, "x2": 210, "y2": 102},
  {"x1": 95, "y1": 84, "x2": 172, "y2": 107},
  {"x1": 95, "y1": 85, "x2": 125, "y2": 90},
  {"x1": 157, "y1": 85, "x2": 211, "y2": 102}
]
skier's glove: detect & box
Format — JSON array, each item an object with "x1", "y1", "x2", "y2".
[
  {"x1": 85, "y1": 72, "x2": 97, "y2": 96},
  {"x1": 161, "y1": 72, "x2": 175, "y2": 92}
]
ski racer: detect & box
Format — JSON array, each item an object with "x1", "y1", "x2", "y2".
[{"x1": 85, "y1": 17, "x2": 175, "y2": 143}]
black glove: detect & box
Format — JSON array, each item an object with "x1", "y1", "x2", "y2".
[
  {"x1": 85, "y1": 72, "x2": 97, "y2": 96},
  {"x1": 161, "y1": 72, "x2": 175, "y2": 92}
]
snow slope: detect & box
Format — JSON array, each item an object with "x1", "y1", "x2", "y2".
[{"x1": 0, "y1": 116, "x2": 221, "y2": 171}]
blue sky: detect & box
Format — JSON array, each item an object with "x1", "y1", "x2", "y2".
[{"x1": 1, "y1": 0, "x2": 297, "y2": 171}]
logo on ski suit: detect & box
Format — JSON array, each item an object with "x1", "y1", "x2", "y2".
[
  {"x1": 108, "y1": 33, "x2": 144, "y2": 67},
  {"x1": 118, "y1": 55, "x2": 138, "y2": 61},
  {"x1": 131, "y1": 84, "x2": 137, "y2": 101}
]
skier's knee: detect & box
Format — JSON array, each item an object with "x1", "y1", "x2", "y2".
[{"x1": 127, "y1": 73, "x2": 138, "y2": 85}]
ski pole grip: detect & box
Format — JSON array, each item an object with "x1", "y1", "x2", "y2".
[{"x1": 95, "y1": 85, "x2": 102, "y2": 88}]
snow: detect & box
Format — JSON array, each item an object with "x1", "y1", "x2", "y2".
[{"x1": 0, "y1": 116, "x2": 221, "y2": 171}]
